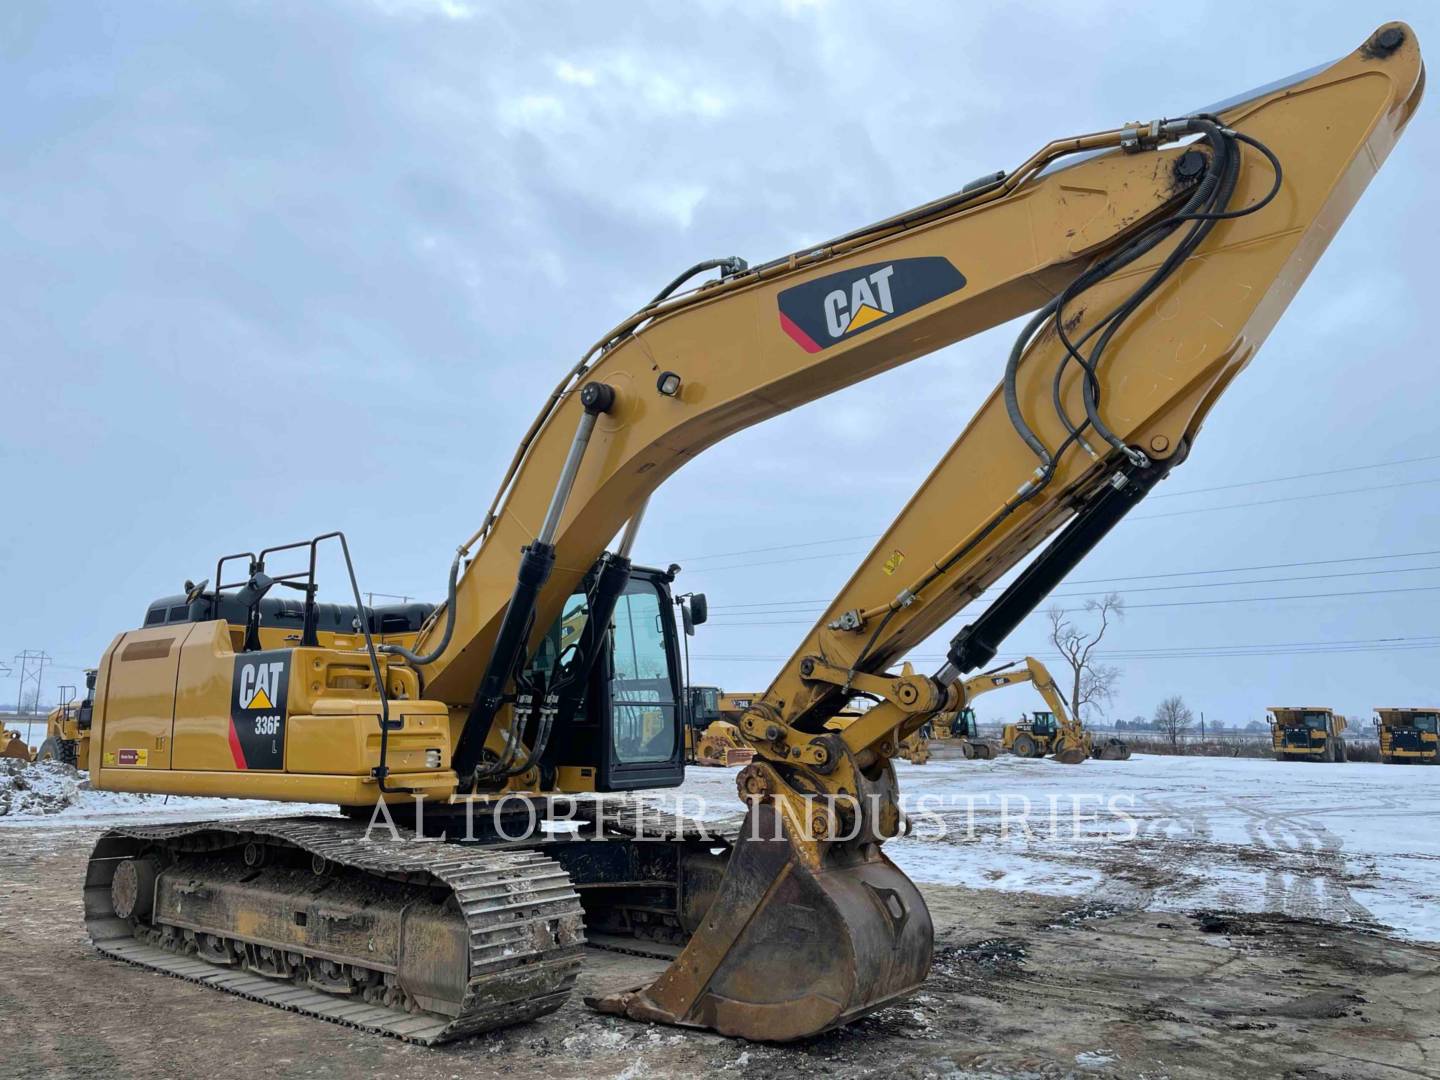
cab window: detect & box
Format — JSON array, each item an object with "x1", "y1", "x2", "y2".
[{"x1": 610, "y1": 583, "x2": 677, "y2": 764}]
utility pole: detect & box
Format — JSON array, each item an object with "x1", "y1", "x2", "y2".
[{"x1": 14, "y1": 649, "x2": 51, "y2": 747}]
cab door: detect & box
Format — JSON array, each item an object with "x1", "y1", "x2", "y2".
[{"x1": 597, "y1": 576, "x2": 685, "y2": 791}]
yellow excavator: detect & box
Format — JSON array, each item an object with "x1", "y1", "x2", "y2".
[
  {"x1": 931, "y1": 657, "x2": 1128, "y2": 763},
  {"x1": 76, "y1": 25, "x2": 1420, "y2": 1045}
]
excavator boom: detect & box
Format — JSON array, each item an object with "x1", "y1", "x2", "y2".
[{"x1": 408, "y1": 25, "x2": 1422, "y2": 783}]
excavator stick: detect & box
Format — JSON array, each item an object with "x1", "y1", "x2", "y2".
[{"x1": 590, "y1": 801, "x2": 931, "y2": 1040}]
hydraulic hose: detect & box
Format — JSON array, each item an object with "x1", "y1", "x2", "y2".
[
  {"x1": 646, "y1": 257, "x2": 749, "y2": 308},
  {"x1": 854, "y1": 117, "x2": 1283, "y2": 671},
  {"x1": 377, "y1": 550, "x2": 461, "y2": 667}
]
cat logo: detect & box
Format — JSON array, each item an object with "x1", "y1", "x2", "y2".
[
  {"x1": 825, "y1": 265, "x2": 896, "y2": 338},
  {"x1": 238, "y1": 660, "x2": 285, "y2": 711},
  {"x1": 777, "y1": 256, "x2": 967, "y2": 353},
  {"x1": 229, "y1": 651, "x2": 290, "y2": 770}
]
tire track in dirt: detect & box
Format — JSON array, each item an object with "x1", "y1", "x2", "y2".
[{"x1": 1224, "y1": 796, "x2": 1375, "y2": 923}]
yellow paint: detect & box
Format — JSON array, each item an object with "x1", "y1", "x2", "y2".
[{"x1": 845, "y1": 303, "x2": 887, "y2": 332}]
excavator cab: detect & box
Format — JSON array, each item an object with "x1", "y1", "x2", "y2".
[{"x1": 526, "y1": 567, "x2": 687, "y2": 791}]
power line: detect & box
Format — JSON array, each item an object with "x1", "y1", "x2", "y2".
[
  {"x1": 1144, "y1": 452, "x2": 1440, "y2": 500},
  {"x1": 677, "y1": 532, "x2": 881, "y2": 564},
  {"x1": 1132, "y1": 476, "x2": 1440, "y2": 521},
  {"x1": 692, "y1": 633, "x2": 1440, "y2": 664},
  {"x1": 707, "y1": 550, "x2": 1440, "y2": 611},
  {"x1": 697, "y1": 582, "x2": 1440, "y2": 626},
  {"x1": 675, "y1": 452, "x2": 1440, "y2": 568},
  {"x1": 687, "y1": 473, "x2": 1440, "y2": 573},
  {"x1": 706, "y1": 561, "x2": 1440, "y2": 616}
]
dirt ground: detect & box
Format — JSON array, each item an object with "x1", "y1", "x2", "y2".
[{"x1": 2, "y1": 825, "x2": 1437, "y2": 1080}]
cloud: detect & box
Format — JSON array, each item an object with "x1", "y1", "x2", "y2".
[{"x1": 362, "y1": 0, "x2": 479, "y2": 20}]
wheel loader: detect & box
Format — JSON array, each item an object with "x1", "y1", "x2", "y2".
[
  {"x1": 1374, "y1": 708, "x2": 1439, "y2": 764},
  {"x1": 0, "y1": 729, "x2": 33, "y2": 762},
  {"x1": 1268, "y1": 707, "x2": 1349, "y2": 762},
  {"x1": 75, "y1": 25, "x2": 1420, "y2": 1046},
  {"x1": 684, "y1": 686, "x2": 757, "y2": 766},
  {"x1": 34, "y1": 669, "x2": 97, "y2": 767}
]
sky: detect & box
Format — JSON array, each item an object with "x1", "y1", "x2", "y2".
[{"x1": 2, "y1": 1, "x2": 1436, "y2": 729}]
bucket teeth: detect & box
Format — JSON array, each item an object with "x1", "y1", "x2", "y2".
[{"x1": 588, "y1": 802, "x2": 931, "y2": 1041}]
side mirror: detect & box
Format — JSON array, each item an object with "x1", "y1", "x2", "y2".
[
  {"x1": 681, "y1": 605, "x2": 695, "y2": 637},
  {"x1": 233, "y1": 571, "x2": 275, "y2": 611},
  {"x1": 688, "y1": 593, "x2": 708, "y2": 627}
]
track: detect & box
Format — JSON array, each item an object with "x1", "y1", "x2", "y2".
[{"x1": 84, "y1": 816, "x2": 586, "y2": 1044}]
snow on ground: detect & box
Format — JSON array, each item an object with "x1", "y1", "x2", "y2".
[
  {"x1": 668, "y1": 753, "x2": 1440, "y2": 942},
  {"x1": 3, "y1": 752, "x2": 1434, "y2": 943},
  {"x1": 0, "y1": 760, "x2": 332, "y2": 827}
]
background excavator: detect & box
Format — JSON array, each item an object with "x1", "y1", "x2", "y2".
[
  {"x1": 76, "y1": 24, "x2": 1420, "y2": 1046},
  {"x1": 945, "y1": 656, "x2": 1129, "y2": 763}
]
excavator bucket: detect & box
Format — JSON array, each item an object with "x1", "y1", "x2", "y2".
[
  {"x1": 696, "y1": 721, "x2": 756, "y2": 767},
  {"x1": 1094, "y1": 739, "x2": 1132, "y2": 761},
  {"x1": 589, "y1": 801, "x2": 932, "y2": 1040},
  {"x1": 1051, "y1": 735, "x2": 1089, "y2": 765}
]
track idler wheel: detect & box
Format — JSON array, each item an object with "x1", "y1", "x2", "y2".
[{"x1": 588, "y1": 801, "x2": 932, "y2": 1041}]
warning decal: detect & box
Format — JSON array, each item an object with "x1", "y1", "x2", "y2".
[{"x1": 229, "y1": 651, "x2": 289, "y2": 770}]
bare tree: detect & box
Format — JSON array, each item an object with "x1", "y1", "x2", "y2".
[
  {"x1": 1047, "y1": 593, "x2": 1124, "y2": 721},
  {"x1": 1153, "y1": 695, "x2": 1195, "y2": 749}
]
